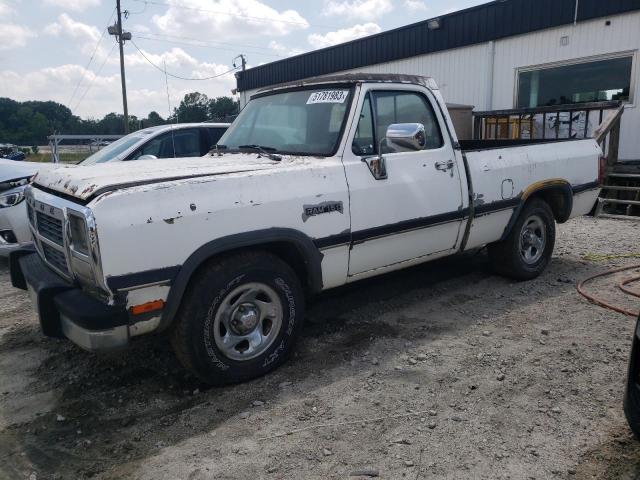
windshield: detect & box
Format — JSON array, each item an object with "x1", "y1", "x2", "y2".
[
  {"x1": 219, "y1": 87, "x2": 352, "y2": 156},
  {"x1": 80, "y1": 133, "x2": 148, "y2": 165}
]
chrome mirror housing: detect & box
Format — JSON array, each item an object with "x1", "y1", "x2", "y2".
[{"x1": 386, "y1": 123, "x2": 426, "y2": 151}]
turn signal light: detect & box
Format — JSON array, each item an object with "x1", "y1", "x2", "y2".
[{"x1": 130, "y1": 299, "x2": 165, "y2": 316}]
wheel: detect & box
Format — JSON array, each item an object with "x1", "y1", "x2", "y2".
[
  {"x1": 625, "y1": 317, "x2": 640, "y2": 439},
  {"x1": 488, "y1": 198, "x2": 556, "y2": 281},
  {"x1": 170, "y1": 250, "x2": 305, "y2": 385}
]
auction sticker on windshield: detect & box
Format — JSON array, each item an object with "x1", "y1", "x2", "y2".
[{"x1": 307, "y1": 90, "x2": 349, "y2": 104}]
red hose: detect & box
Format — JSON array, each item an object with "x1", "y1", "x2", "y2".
[{"x1": 576, "y1": 264, "x2": 640, "y2": 318}]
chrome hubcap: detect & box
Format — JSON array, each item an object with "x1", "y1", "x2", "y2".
[
  {"x1": 213, "y1": 282, "x2": 283, "y2": 361},
  {"x1": 519, "y1": 214, "x2": 546, "y2": 265}
]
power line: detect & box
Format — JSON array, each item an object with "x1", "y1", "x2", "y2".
[
  {"x1": 130, "y1": 30, "x2": 284, "y2": 56},
  {"x1": 132, "y1": 33, "x2": 284, "y2": 59},
  {"x1": 67, "y1": 7, "x2": 117, "y2": 109},
  {"x1": 72, "y1": 43, "x2": 118, "y2": 114},
  {"x1": 127, "y1": 0, "x2": 339, "y2": 29},
  {"x1": 130, "y1": 39, "x2": 239, "y2": 81}
]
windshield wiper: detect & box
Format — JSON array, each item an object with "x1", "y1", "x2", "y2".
[
  {"x1": 209, "y1": 144, "x2": 228, "y2": 156},
  {"x1": 237, "y1": 144, "x2": 282, "y2": 162}
]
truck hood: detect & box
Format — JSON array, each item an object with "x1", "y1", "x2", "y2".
[
  {"x1": 0, "y1": 159, "x2": 54, "y2": 182},
  {"x1": 33, "y1": 154, "x2": 286, "y2": 201}
]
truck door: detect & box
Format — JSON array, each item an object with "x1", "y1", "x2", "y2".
[{"x1": 344, "y1": 85, "x2": 465, "y2": 276}]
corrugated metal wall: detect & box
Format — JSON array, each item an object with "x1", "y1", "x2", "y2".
[
  {"x1": 236, "y1": 0, "x2": 640, "y2": 92},
  {"x1": 240, "y1": 12, "x2": 640, "y2": 160}
]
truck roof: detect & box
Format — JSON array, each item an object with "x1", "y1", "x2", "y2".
[{"x1": 256, "y1": 73, "x2": 439, "y2": 95}]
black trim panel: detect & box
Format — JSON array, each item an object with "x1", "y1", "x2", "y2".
[
  {"x1": 474, "y1": 198, "x2": 520, "y2": 216},
  {"x1": 351, "y1": 209, "x2": 469, "y2": 245},
  {"x1": 572, "y1": 180, "x2": 600, "y2": 194},
  {"x1": 313, "y1": 232, "x2": 351, "y2": 249},
  {"x1": 106, "y1": 265, "x2": 181, "y2": 291}
]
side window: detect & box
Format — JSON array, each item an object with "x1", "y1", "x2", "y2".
[
  {"x1": 207, "y1": 127, "x2": 226, "y2": 145},
  {"x1": 171, "y1": 129, "x2": 201, "y2": 158},
  {"x1": 373, "y1": 91, "x2": 444, "y2": 153},
  {"x1": 351, "y1": 93, "x2": 375, "y2": 155},
  {"x1": 129, "y1": 133, "x2": 174, "y2": 160}
]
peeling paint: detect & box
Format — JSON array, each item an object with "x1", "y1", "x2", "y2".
[
  {"x1": 163, "y1": 216, "x2": 183, "y2": 224},
  {"x1": 472, "y1": 193, "x2": 486, "y2": 206}
]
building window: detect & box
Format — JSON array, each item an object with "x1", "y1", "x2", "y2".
[{"x1": 517, "y1": 56, "x2": 633, "y2": 108}]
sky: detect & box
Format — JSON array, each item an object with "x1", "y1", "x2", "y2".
[{"x1": 0, "y1": 0, "x2": 487, "y2": 120}]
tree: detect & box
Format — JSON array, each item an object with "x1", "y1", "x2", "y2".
[
  {"x1": 174, "y1": 92, "x2": 209, "y2": 123},
  {"x1": 208, "y1": 96, "x2": 238, "y2": 120},
  {"x1": 144, "y1": 111, "x2": 165, "y2": 127}
]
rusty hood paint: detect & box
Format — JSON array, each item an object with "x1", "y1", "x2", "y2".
[{"x1": 33, "y1": 154, "x2": 285, "y2": 201}]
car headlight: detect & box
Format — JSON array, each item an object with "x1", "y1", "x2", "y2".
[
  {"x1": 69, "y1": 213, "x2": 89, "y2": 256},
  {"x1": 0, "y1": 190, "x2": 25, "y2": 208}
]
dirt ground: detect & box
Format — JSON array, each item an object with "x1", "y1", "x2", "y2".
[{"x1": 2, "y1": 216, "x2": 640, "y2": 480}]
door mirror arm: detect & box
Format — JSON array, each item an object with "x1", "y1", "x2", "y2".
[{"x1": 362, "y1": 137, "x2": 388, "y2": 180}]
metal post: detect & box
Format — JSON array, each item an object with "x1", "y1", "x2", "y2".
[{"x1": 116, "y1": 0, "x2": 129, "y2": 134}]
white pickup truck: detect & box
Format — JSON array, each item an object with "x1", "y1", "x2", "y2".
[{"x1": 10, "y1": 74, "x2": 603, "y2": 385}]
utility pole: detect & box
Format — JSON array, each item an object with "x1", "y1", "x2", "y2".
[
  {"x1": 233, "y1": 55, "x2": 246, "y2": 111},
  {"x1": 233, "y1": 54, "x2": 246, "y2": 72},
  {"x1": 109, "y1": 0, "x2": 131, "y2": 134}
]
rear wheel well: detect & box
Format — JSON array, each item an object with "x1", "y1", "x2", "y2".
[{"x1": 526, "y1": 186, "x2": 572, "y2": 223}]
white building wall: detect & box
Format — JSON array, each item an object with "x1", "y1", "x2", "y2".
[{"x1": 241, "y1": 11, "x2": 640, "y2": 159}]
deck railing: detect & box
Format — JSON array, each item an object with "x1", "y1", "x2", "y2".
[{"x1": 473, "y1": 101, "x2": 624, "y2": 165}]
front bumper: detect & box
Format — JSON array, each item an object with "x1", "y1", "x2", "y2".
[{"x1": 10, "y1": 250, "x2": 130, "y2": 351}]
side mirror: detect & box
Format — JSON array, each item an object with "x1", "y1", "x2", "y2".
[
  {"x1": 137, "y1": 154, "x2": 158, "y2": 161},
  {"x1": 386, "y1": 123, "x2": 426, "y2": 151}
]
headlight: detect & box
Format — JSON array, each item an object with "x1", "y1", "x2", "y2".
[
  {"x1": 69, "y1": 213, "x2": 89, "y2": 255},
  {"x1": 0, "y1": 190, "x2": 25, "y2": 208}
]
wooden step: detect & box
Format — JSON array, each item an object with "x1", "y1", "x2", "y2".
[
  {"x1": 600, "y1": 198, "x2": 640, "y2": 206},
  {"x1": 607, "y1": 173, "x2": 640, "y2": 179},
  {"x1": 601, "y1": 185, "x2": 640, "y2": 192}
]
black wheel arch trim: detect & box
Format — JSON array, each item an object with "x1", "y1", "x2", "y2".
[
  {"x1": 499, "y1": 180, "x2": 594, "y2": 241},
  {"x1": 158, "y1": 228, "x2": 324, "y2": 331}
]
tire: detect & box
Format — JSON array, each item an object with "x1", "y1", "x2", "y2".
[
  {"x1": 170, "y1": 250, "x2": 304, "y2": 385},
  {"x1": 624, "y1": 317, "x2": 640, "y2": 439},
  {"x1": 488, "y1": 198, "x2": 556, "y2": 281}
]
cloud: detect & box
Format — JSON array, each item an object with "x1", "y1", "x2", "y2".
[
  {"x1": 152, "y1": 0, "x2": 309, "y2": 41},
  {"x1": 44, "y1": 0, "x2": 101, "y2": 12},
  {"x1": 308, "y1": 23, "x2": 381, "y2": 49},
  {"x1": 44, "y1": 14, "x2": 102, "y2": 55},
  {"x1": 322, "y1": 0, "x2": 393, "y2": 20},
  {"x1": 125, "y1": 47, "x2": 200, "y2": 69},
  {"x1": 404, "y1": 0, "x2": 428, "y2": 12},
  {"x1": 0, "y1": 25, "x2": 36, "y2": 50},
  {"x1": 0, "y1": 3, "x2": 14, "y2": 16},
  {"x1": 269, "y1": 40, "x2": 306, "y2": 57}
]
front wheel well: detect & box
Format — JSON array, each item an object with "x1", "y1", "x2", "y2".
[{"x1": 160, "y1": 230, "x2": 324, "y2": 332}]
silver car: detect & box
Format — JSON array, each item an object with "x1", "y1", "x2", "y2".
[{"x1": 0, "y1": 123, "x2": 229, "y2": 256}]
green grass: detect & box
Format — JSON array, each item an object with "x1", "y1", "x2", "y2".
[{"x1": 25, "y1": 152, "x2": 88, "y2": 164}]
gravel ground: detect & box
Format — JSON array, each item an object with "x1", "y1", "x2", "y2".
[{"x1": 1, "y1": 216, "x2": 640, "y2": 480}]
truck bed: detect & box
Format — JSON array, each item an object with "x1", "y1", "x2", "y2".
[{"x1": 459, "y1": 138, "x2": 576, "y2": 152}]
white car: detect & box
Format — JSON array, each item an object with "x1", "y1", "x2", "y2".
[
  {"x1": 0, "y1": 123, "x2": 229, "y2": 256},
  {"x1": 10, "y1": 74, "x2": 602, "y2": 385}
]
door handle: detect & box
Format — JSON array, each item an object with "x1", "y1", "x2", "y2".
[{"x1": 435, "y1": 159, "x2": 455, "y2": 176}]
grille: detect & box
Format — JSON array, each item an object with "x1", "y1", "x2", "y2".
[
  {"x1": 42, "y1": 243, "x2": 69, "y2": 275},
  {"x1": 36, "y1": 211, "x2": 64, "y2": 245},
  {"x1": 26, "y1": 203, "x2": 36, "y2": 227}
]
